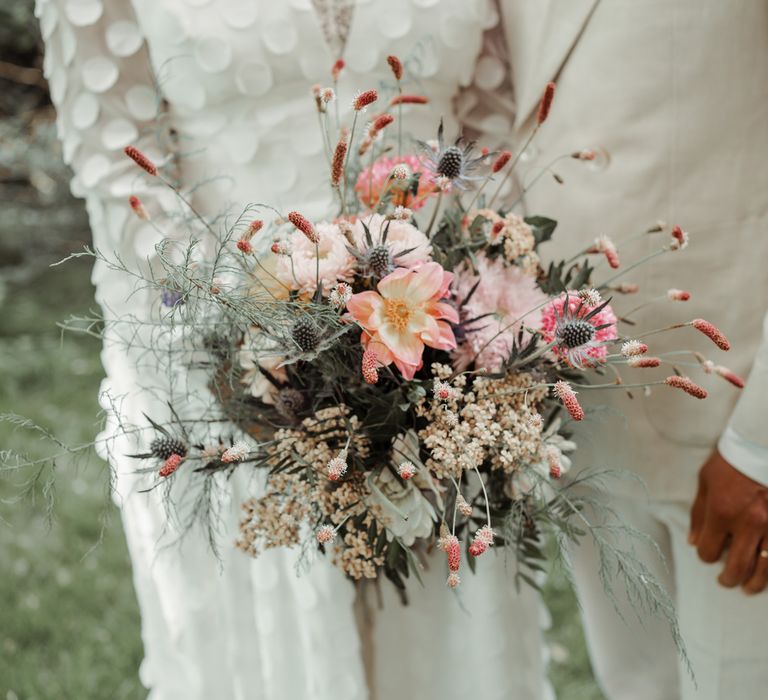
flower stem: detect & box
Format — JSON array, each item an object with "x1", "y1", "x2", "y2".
[{"x1": 425, "y1": 189, "x2": 444, "y2": 239}]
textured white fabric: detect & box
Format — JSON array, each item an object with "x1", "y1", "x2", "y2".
[
  {"x1": 497, "y1": 3, "x2": 768, "y2": 697},
  {"x1": 719, "y1": 312, "x2": 768, "y2": 483},
  {"x1": 37, "y1": 0, "x2": 553, "y2": 697},
  {"x1": 718, "y1": 425, "x2": 768, "y2": 488},
  {"x1": 501, "y1": 0, "x2": 768, "y2": 499},
  {"x1": 570, "y1": 495, "x2": 768, "y2": 700}
]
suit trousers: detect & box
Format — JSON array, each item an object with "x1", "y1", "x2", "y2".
[{"x1": 570, "y1": 495, "x2": 768, "y2": 700}]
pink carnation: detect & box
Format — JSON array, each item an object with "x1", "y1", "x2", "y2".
[
  {"x1": 276, "y1": 221, "x2": 354, "y2": 295},
  {"x1": 452, "y1": 255, "x2": 548, "y2": 372},
  {"x1": 354, "y1": 155, "x2": 440, "y2": 211},
  {"x1": 540, "y1": 293, "x2": 618, "y2": 365}
]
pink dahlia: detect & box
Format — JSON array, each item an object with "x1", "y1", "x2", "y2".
[
  {"x1": 540, "y1": 292, "x2": 618, "y2": 367},
  {"x1": 354, "y1": 155, "x2": 440, "y2": 211},
  {"x1": 276, "y1": 221, "x2": 354, "y2": 296},
  {"x1": 452, "y1": 255, "x2": 548, "y2": 372},
  {"x1": 346, "y1": 262, "x2": 458, "y2": 380},
  {"x1": 352, "y1": 213, "x2": 432, "y2": 269}
]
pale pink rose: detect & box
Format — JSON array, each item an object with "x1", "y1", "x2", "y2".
[
  {"x1": 452, "y1": 254, "x2": 548, "y2": 372},
  {"x1": 276, "y1": 221, "x2": 354, "y2": 295},
  {"x1": 354, "y1": 155, "x2": 440, "y2": 211},
  {"x1": 352, "y1": 213, "x2": 432, "y2": 268},
  {"x1": 347, "y1": 262, "x2": 458, "y2": 380}
]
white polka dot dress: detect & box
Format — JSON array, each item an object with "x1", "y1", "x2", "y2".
[{"x1": 36, "y1": 0, "x2": 552, "y2": 697}]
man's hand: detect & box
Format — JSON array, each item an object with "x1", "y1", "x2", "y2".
[{"x1": 689, "y1": 450, "x2": 768, "y2": 593}]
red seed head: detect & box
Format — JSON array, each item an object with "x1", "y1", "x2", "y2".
[
  {"x1": 603, "y1": 245, "x2": 620, "y2": 269},
  {"x1": 468, "y1": 541, "x2": 487, "y2": 557},
  {"x1": 492, "y1": 150, "x2": 513, "y2": 173},
  {"x1": 665, "y1": 375, "x2": 708, "y2": 399},
  {"x1": 628, "y1": 356, "x2": 662, "y2": 368},
  {"x1": 553, "y1": 381, "x2": 585, "y2": 421},
  {"x1": 129, "y1": 195, "x2": 150, "y2": 220},
  {"x1": 331, "y1": 135, "x2": 348, "y2": 186},
  {"x1": 371, "y1": 113, "x2": 395, "y2": 134},
  {"x1": 124, "y1": 146, "x2": 158, "y2": 175},
  {"x1": 353, "y1": 89, "x2": 378, "y2": 111},
  {"x1": 714, "y1": 366, "x2": 745, "y2": 389},
  {"x1": 287, "y1": 211, "x2": 319, "y2": 243},
  {"x1": 692, "y1": 319, "x2": 730, "y2": 351},
  {"x1": 362, "y1": 348, "x2": 379, "y2": 385},
  {"x1": 387, "y1": 55, "x2": 403, "y2": 81},
  {"x1": 670, "y1": 225, "x2": 689, "y2": 250},
  {"x1": 248, "y1": 219, "x2": 264, "y2": 235},
  {"x1": 537, "y1": 82, "x2": 556, "y2": 124},
  {"x1": 389, "y1": 94, "x2": 429, "y2": 106},
  {"x1": 159, "y1": 453, "x2": 183, "y2": 478},
  {"x1": 331, "y1": 58, "x2": 345, "y2": 81},
  {"x1": 446, "y1": 536, "x2": 461, "y2": 572},
  {"x1": 667, "y1": 289, "x2": 691, "y2": 301}
]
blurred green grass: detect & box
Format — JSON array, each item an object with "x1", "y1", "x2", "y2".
[{"x1": 0, "y1": 259, "x2": 147, "y2": 699}]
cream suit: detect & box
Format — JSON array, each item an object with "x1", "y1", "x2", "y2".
[{"x1": 497, "y1": 1, "x2": 768, "y2": 698}]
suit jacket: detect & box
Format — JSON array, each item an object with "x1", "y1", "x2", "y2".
[{"x1": 496, "y1": 0, "x2": 768, "y2": 499}]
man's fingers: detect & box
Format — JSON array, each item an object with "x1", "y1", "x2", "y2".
[
  {"x1": 696, "y1": 512, "x2": 728, "y2": 563},
  {"x1": 689, "y1": 478, "x2": 707, "y2": 545},
  {"x1": 743, "y1": 544, "x2": 768, "y2": 594},
  {"x1": 718, "y1": 528, "x2": 763, "y2": 587}
]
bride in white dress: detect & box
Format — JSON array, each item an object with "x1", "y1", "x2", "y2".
[{"x1": 38, "y1": 0, "x2": 553, "y2": 697}]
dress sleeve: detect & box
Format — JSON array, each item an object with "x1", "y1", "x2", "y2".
[
  {"x1": 37, "y1": 0, "x2": 196, "y2": 473},
  {"x1": 718, "y1": 312, "x2": 768, "y2": 485},
  {"x1": 36, "y1": 0, "x2": 181, "y2": 303},
  {"x1": 454, "y1": 0, "x2": 516, "y2": 147}
]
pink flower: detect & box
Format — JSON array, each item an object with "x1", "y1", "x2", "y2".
[
  {"x1": 665, "y1": 375, "x2": 708, "y2": 399},
  {"x1": 352, "y1": 213, "x2": 432, "y2": 269},
  {"x1": 354, "y1": 155, "x2": 440, "y2": 211},
  {"x1": 452, "y1": 255, "x2": 548, "y2": 372},
  {"x1": 347, "y1": 262, "x2": 458, "y2": 380},
  {"x1": 159, "y1": 453, "x2": 183, "y2": 478},
  {"x1": 553, "y1": 381, "x2": 585, "y2": 421},
  {"x1": 541, "y1": 293, "x2": 618, "y2": 366},
  {"x1": 691, "y1": 318, "x2": 730, "y2": 351},
  {"x1": 277, "y1": 221, "x2": 354, "y2": 295}
]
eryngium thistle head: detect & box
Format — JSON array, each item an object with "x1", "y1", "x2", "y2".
[
  {"x1": 557, "y1": 319, "x2": 596, "y2": 349},
  {"x1": 437, "y1": 145, "x2": 464, "y2": 179},
  {"x1": 150, "y1": 435, "x2": 188, "y2": 460},
  {"x1": 291, "y1": 316, "x2": 320, "y2": 352},
  {"x1": 366, "y1": 245, "x2": 394, "y2": 277}
]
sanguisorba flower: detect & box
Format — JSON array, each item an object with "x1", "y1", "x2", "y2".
[
  {"x1": 540, "y1": 292, "x2": 618, "y2": 367},
  {"x1": 347, "y1": 262, "x2": 458, "y2": 380}
]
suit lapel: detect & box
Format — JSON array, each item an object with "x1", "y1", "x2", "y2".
[{"x1": 510, "y1": 0, "x2": 601, "y2": 129}]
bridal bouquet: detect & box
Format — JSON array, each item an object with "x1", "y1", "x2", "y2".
[{"x1": 96, "y1": 57, "x2": 740, "y2": 593}]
